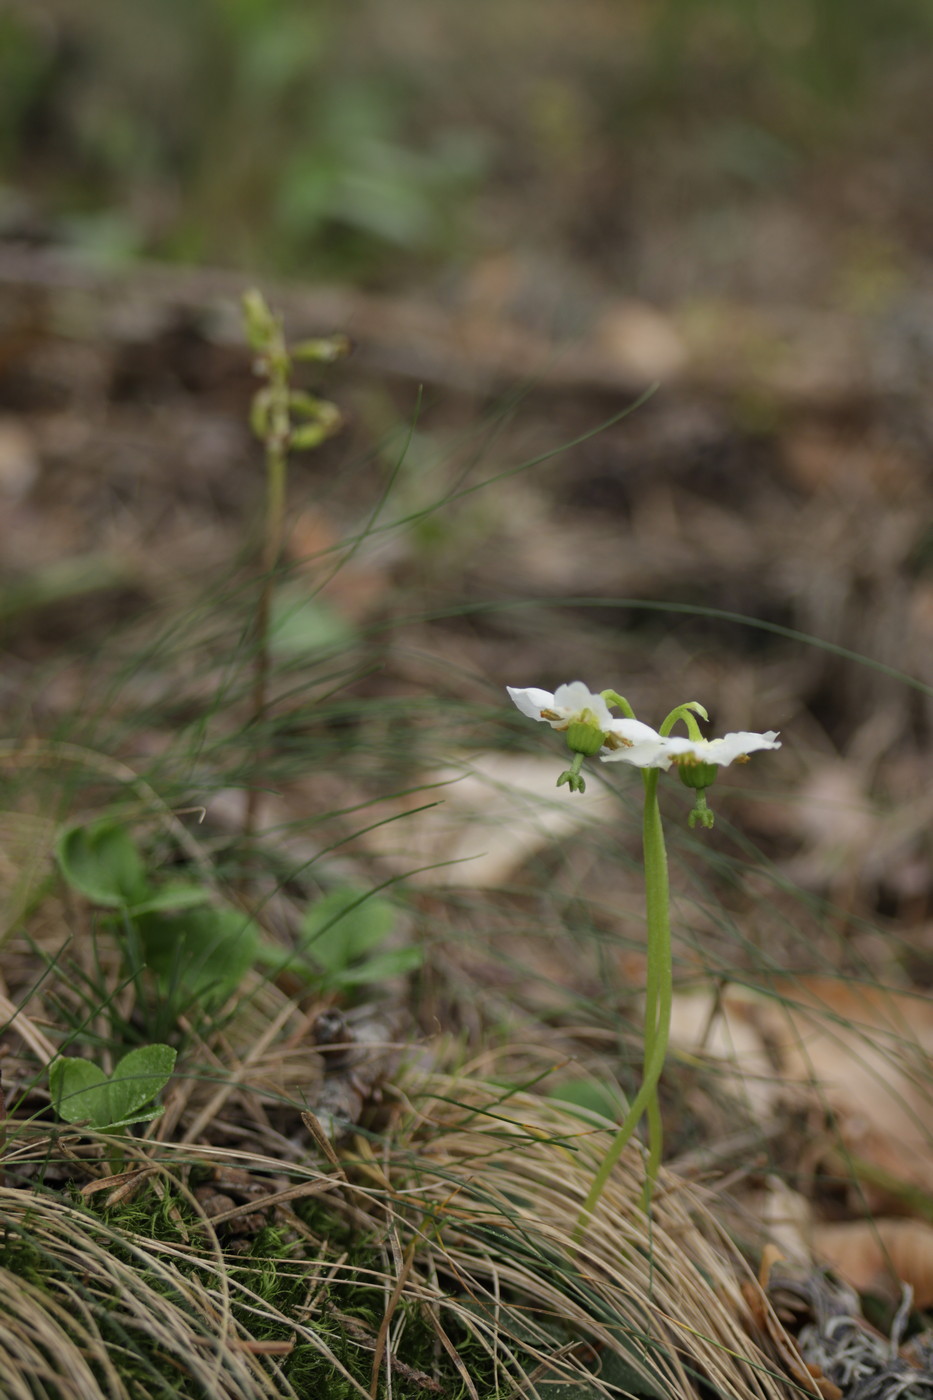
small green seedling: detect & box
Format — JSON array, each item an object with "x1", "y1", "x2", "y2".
[
  {"x1": 138, "y1": 905, "x2": 259, "y2": 1007},
  {"x1": 56, "y1": 818, "x2": 209, "y2": 915},
  {"x1": 49, "y1": 1044, "x2": 176, "y2": 1168},
  {"x1": 260, "y1": 886, "x2": 422, "y2": 991},
  {"x1": 56, "y1": 818, "x2": 259, "y2": 1013}
]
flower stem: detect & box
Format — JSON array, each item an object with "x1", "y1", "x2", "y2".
[
  {"x1": 575, "y1": 767, "x2": 672, "y2": 1236},
  {"x1": 243, "y1": 432, "x2": 288, "y2": 843}
]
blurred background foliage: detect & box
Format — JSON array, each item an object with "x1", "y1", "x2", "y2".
[{"x1": 1, "y1": 0, "x2": 932, "y2": 292}]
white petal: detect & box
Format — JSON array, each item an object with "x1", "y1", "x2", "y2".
[
  {"x1": 551, "y1": 681, "x2": 612, "y2": 727},
  {"x1": 601, "y1": 733, "x2": 672, "y2": 769},
  {"x1": 663, "y1": 731, "x2": 781, "y2": 767},
  {"x1": 507, "y1": 685, "x2": 555, "y2": 721},
  {"x1": 660, "y1": 737, "x2": 709, "y2": 760},
  {"x1": 606, "y1": 717, "x2": 664, "y2": 746},
  {"x1": 704, "y1": 730, "x2": 781, "y2": 765}
]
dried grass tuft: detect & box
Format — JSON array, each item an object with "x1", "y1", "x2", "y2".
[{"x1": 0, "y1": 1066, "x2": 801, "y2": 1399}]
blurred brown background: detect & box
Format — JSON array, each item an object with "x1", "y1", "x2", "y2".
[{"x1": 3, "y1": 0, "x2": 933, "y2": 958}]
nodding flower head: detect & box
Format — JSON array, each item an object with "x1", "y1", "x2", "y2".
[
  {"x1": 507, "y1": 681, "x2": 668, "y2": 791},
  {"x1": 508, "y1": 683, "x2": 780, "y2": 810},
  {"x1": 603, "y1": 727, "x2": 781, "y2": 827},
  {"x1": 507, "y1": 682, "x2": 662, "y2": 756},
  {"x1": 601, "y1": 728, "x2": 780, "y2": 773}
]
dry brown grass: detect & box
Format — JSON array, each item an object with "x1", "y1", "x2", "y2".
[{"x1": 0, "y1": 1056, "x2": 801, "y2": 1400}]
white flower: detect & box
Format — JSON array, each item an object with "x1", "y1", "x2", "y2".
[
  {"x1": 507, "y1": 680, "x2": 661, "y2": 749},
  {"x1": 601, "y1": 729, "x2": 781, "y2": 770},
  {"x1": 660, "y1": 731, "x2": 781, "y2": 766},
  {"x1": 507, "y1": 682, "x2": 614, "y2": 732},
  {"x1": 600, "y1": 729, "x2": 674, "y2": 768}
]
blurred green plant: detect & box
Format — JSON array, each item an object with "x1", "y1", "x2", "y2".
[
  {"x1": 0, "y1": 0, "x2": 484, "y2": 276},
  {"x1": 56, "y1": 817, "x2": 259, "y2": 1023},
  {"x1": 55, "y1": 817, "x2": 418, "y2": 1029},
  {"x1": 291, "y1": 884, "x2": 421, "y2": 990},
  {"x1": 241, "y1": 287, "x2": 348, "y2": 846},
  {"x1": 3, "y1": 0, "x2": 930, "y2": 277}
]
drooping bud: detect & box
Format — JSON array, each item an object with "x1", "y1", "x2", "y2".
[{"x1": 673, "y1": 758, "x2": 719, "y2": 828}]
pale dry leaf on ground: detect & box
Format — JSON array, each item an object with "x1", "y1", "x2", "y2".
[
  {"x1": 0, "y1": 811, "x2": 57, "y2": 944},
  {"x1": 811, "y1": 1218, "x2": 933, "y2": 1309},
  {"x1": 758, "y1": 1177, "x2": 815, "y2": 1267},
  {"x1": 779, "y1": 761, "x2": 880, "y2": 891},
  {"x1": 359, "y1": 752, "x2": 619, "y2": 887},
  {"x1": 670, "y1": 976, "x2": 933, "y2": 1206},
  {"x1": 591, "y1": 299, "x2": 688, "y2": 381},
  {"x1": 0, "y1": 416, "x2": 39, "y2": 498}
]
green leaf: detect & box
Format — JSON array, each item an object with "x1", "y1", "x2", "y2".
[
  {"x1": 549, "y1": 1079, "x2": 627, "y2": 1124},
  {"x1": 299, "y1": 887, "x2": 396, "y2": 975},
  {"x1": 269, "y1": 588, "x2": 357, "y2": 658},
  {"x1": 106, "y1": 1044, "x2": 176, "y2": 1125},
  {"x1": 49, "y1": 1056, "x2": 110, "y2": 1126},
  {"x1": 326, "y1": 945, "x2": 422, "y2": 988},
  {"x1": 56, "y1": 819, "x2": 149, "y2": 908},
  {"x1": 49, "y1": 1044, "x2": 176, "y2": 1130},
  {"x1": 128, "y1": 883, "x2": 212, "y2": 915},
  {"x1": 139, "y1": 906, "x2": 258, "y2": 1005}
]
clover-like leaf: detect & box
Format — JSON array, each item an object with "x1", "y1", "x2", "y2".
[
  {"x1": 56, "y1": 819, "x2": 149, "y2": 908},
  {"x1": 50, "y1": 1044, "x2": 176, "y2": 1130},
  {"x1": 299, "y1": 887, "x2": 395, "y2": 973}
]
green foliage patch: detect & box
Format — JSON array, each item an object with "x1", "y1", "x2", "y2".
[{"x1": 49, "y1": 1043, "x2": 176, "y2": 1132}]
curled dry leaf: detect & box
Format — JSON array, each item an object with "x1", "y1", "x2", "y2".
[{"x1": 740, "y1": 1270, "x2": 838, "y2": 1399}]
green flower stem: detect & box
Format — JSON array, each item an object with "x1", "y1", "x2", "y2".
[
  {"x1": 601, "y1": 690, "x2": 636, "y2": 720},
  {"x1": 243, "y1": 377, "x2": 290, "y2": 847},
  {"x1": 576, "y1": 766, "x2": 672, "y2": 1235},
  {"x1": 659, "y1": 702, "x2": 705, "y2": 741}
]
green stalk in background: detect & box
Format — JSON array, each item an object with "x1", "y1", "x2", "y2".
[{"x1": 240, "y1": 290, "x2": 348, "y2": 847}]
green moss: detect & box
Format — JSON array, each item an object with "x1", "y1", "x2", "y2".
[{"x1": 0, "y1": 1172, "x2": 632, "y2": 1398}]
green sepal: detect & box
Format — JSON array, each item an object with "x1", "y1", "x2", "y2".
[
  {"x1": 249, "y1": 387, "x2": 272, "y2": 439},
  {"x1": 242, "y1": 289, "x2": 278, "y2": 351},
  {"x1": 289, "y1": 422, "x2": 330, "y2": 451}
]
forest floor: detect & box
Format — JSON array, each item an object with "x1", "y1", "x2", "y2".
[{"x1": 2, "y1": 238, "x2": 933, "y2": 1399}]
